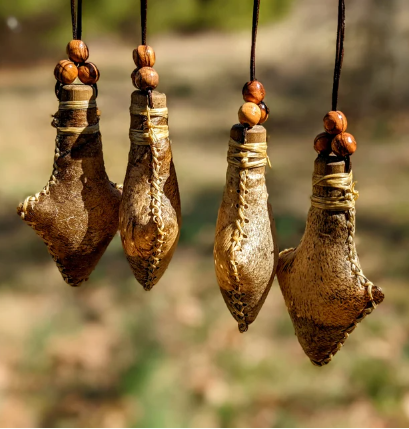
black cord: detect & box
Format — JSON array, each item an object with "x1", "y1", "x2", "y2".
[
  {"x1": 58, "y1": 0, "x2": 83, "y2": 99},
  {"x1": 139, "y1": 0, "x2": 152, "y2": 107},
  {"x1": 71, "y1": 0, "x2": 76, "y2": 39},
  {"x1": 71, "y1": 0, "x2": 83, "y2": 40},
  {"x1": 77, "y1": 0, "x2": 82, "y2": 40},
  {"x1": 250, "y1": 0, "x2": 260, "y2": 81},
  {"x1": 331, "y1": 0, "x2": 345, "y2": 111},
  {"x1": 141, "y1": 0, "x2": 147, "y2": 45}
]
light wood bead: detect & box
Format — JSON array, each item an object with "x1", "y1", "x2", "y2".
[
  {"x1": 54, "y1": 60, "x2": 78, "y2": 84},
  {"x1": 133, "y1": 45, "x2": 156, "y2": 68},
  {"x1": 314, "y1": 132, "x2": 333, "y2": 155},
  {"x1": 258, "y1": 101, "x2": 269, "y2": 125},
  {"x1": 331, "y1": 132, "x2": 357, "y2": 156},
  {"x1": 78, "y1": 62, "x2": 100, "y2": 85},
  {"x1": 134, "y1": 67, "x2": 159, "y2": 91},
  {"x1": 242, "y1": 80, "x2": 265, "y2": 104},
  {"x1": 323, "y1": 111, "x2": 347, "y2": 134},
  {"x1": 238, "y1": 102, "x2": 261, "y2": 127},
  {"x1": 66, "y1": 40, "x2": 89, "y2": 63}
]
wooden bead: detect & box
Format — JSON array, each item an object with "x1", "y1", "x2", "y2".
[
  {"x1": 323, "y1": 111, "x2": 347, "y2": 134},
  {"x1": 134, "y1": 67, "x2": 159, "y2": 91},
  {"x1": 242, "y1": 81, "x2": 265, "y2": 104},
  {"x1": 78, "y1": 62, "x2": 100, "y2": 85},
  {"x1": 133, "y1": 45, "x2": 156, "y2": 68},
  {"x1": 54, "y1": 60, "x2": 78, "y2": 84},
  {"x1": 238, "y1": 102, "x2": 261, "y2": 127},
  {"x1": 314, "y1": 132, "x2": 333, "y2": 154},
  {"x1": 258, "y1": 101, "x2": 269, "y2": 125},
  {"x1": 331, "y1": 132, "x2": 357, "y2": 156},
  {"x1": 66, "y1": 40, "x2": 89, "y2": 63}
]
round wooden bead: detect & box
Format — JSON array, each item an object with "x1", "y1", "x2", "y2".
[
  {"x1": 258, "y1": 101, "x2": 269, "y2": 125},
  {"x1": 54, "y1": 60, "x2": 78, "y2": 84},
  {"x1": 323, "y1": 111, "x2": 347, "y2": 134},
  {"x1": 331, "y1": 132, "x2": 357, "y2": 156},
  {"x1": 66, "y1": 40, "x2": 89, "y2": 63},
  {"x1": 133, "y1": 45, "x2": 156, "y2": 68},
  {"x1": 78, "y1": 62, "x2": 100, "y2": 85},
  {"x1": 238, "y1": 102, "x2": 261, "y2": 127},
  {"x1": 314, "y1": 132, "x2": 333, "y2": 154},
  {"x1": 134, "y1": 67, "x2": 159, "y2": 91},
  {"x1": 242, "y1": 81, "x2": 265, "y2": 104}
]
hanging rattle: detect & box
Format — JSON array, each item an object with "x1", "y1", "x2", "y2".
[
  {"x1": 119, "y1": 0, "x2": 181, "y2": 290},
  {"x1": 277, "y1": 0, "x2": 384, "y2": 365},
  {"x1": 213, "y1": 0, "x2": 278, "y2": 333},
  {"x1": 16, "y1": 0, "x2": 121, "y2": 286}
]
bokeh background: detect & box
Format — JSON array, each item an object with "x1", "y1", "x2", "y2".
[{"x1": 1, "y1": 0, "x2": 409, "y2": 427}]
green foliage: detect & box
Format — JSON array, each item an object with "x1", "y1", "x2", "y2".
[
  {"x1": 1, "y1": 0, "x2": 293, "y2": 43},
  {"x1": 146, "y1": 0, "x2": 294, "y2": 33},
  {"x1": 351, "y1": 359, "x2": 402, "y2": 404}
]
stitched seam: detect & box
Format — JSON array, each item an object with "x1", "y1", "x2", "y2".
[
  {"x1": 129, "y1": 104, "x2": 169, "y2": 290},
  {"x1": 313, "y1": 185, "x2": 376, "y2": 366},
  {"x1": 18, "y1": 102, "x2": 100, "y2": 287},
  {"x1": 19, "y1": 135, "x2": 81, "y2": 286},
  {"x1": 227, "y1": 168, "x2": 249, "y2": 332},
  {"x1": 128, "y1": 103, "x2": 169, "y2": 290},
  {"x1": 20, "y1": 135, "x2": 60, "y2": 220},
  {"x1": 144, "y1": 143, "x2": 166, "y2": 291}
]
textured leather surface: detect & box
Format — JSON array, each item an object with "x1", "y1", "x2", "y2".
[
  {"x1": 17, "y1": 85, "x2": 121, "y2": 286},
  {"x1": 277, "y1": 154, "x2": 384, "y2": 364},
  {"x1": 214, "y1": 124, "x2": 278, "y2": 332},
  {"x1": 119, "y1": 90, "x2": 181, "y2": 290}
]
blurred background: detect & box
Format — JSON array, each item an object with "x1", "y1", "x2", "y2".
[{"x1": 1, "y1": 0, "x2": 409, "y2": 427}]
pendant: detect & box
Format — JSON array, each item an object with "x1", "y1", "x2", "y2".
[
  {"x1": 214, "y1": 124, "x2": 278, "y2": 332},
  {"x1": 17, "y1": 84, "x2": 121, "y2": 286},
  {"x1": 277, "y1": 153, "x2": 384, "y2": 365},
  {"x1": 119, "y1": 90, "x2": 181, "y2": 290}
]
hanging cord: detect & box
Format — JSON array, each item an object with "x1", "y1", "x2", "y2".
[
  {"x1": 140, "y1": 0, "x2": 153, "y2": 107},
  {"x1": 71, "y1": 0, "x2": 82, "y2": 40},
  {"x1": 243, "y1": 0, "x2": 261, "y2": 138},
  {"x1": 331, "y1": 0, "x2": 345, "y2": 111},
  {"x1": 56, "y1": 0, "x2": 95, "y2": 99},
  {"x1": 56, "y1": 0, "x2": 83, "y2": 99},
  {"x1": 68, "y1": 0, "x2": 98, "y2": 97},
  {"x1": 250, "y1": 0, "x2": 260, "y2": 81},
  {"x1": 141, "y1": 0, "x2": 147, "y2": 45}
]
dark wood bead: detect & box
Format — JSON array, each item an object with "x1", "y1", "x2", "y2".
[
  {"x1": 331, "y1": 132, "x2": 357, "y2": 156},
  {"x1": 314, "y1": 132, "x2": 333, "y2": 154},
  {"x1": 66, "y1": 40, "x2": 89, "y2": 63},
  {"x1": 242, "y1": 80, "x2": 265, "y2": 104},
  {"x1": 78, "y1": 62, "x2": 100, "y2": 85},
  {"x1": 134, "y1": 67, "x2": 159, "y2": 90},
  {"x1": 323, "y1": 111, "x2": 347, "y2": 134},
  {"x1": 258, "y1": 101, "x2": 269, "y2": 125},
  {"x1": 133, "y1": 45, "x2": 156, "y2": 68},
  {"x1": 238, "y1": 102, "x2": 261, "y2": 127},
  {"x1": 54, "y1": 60, "x2": 78, "y2": 84}
]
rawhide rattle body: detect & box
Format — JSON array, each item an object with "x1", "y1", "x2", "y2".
[
  {"x1": 214, "y1": 123, "x2": 278, "y2": 332},
  {"x1": 119, "y1": 44, "x2": 181, "y2": 290},
  {"x1": 17, "y1": 84, "x2": 121, "y2": 286}
]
